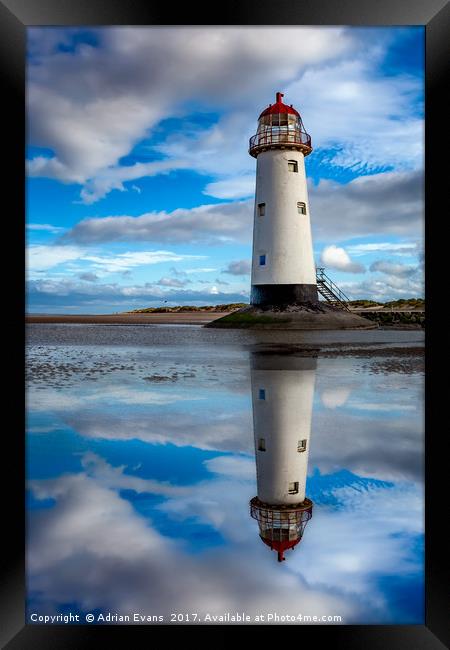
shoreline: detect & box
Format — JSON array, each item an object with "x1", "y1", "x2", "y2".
[
  {"x1": 26, "y1": 309, "x2": 425, "y2": 329},
  {"x1": 25, "y1": 312, "x2": 231, "y2": 325}
]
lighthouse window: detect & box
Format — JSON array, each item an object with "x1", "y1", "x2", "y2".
[
  {"x1": 258, "y1": 389, "x2": 266, "y2": 400},
  {"x1": 288, "y1": 482, "x2": 299, "y2": 495},
  {"x1": 297, "y1": 201, "x2": 307, "y2": 215},
  {"x1": 259, "y1": 254, "x2": 266, "y2": 266},
  {"x1": 271, "y1": 113, "x2": 288, "y2": 127},
  {"x1": 258, "y1": 438, "x2": 266, "y2": 452},
  {"x1": 288, "y1": 160, "x2": 298, "y2": 173},
  {"x1": 297, "y1": 439, "x2": 307, "y2": 452},
  {"x1": 258, "y1": 203, "x2": 265, "y2": 216}
]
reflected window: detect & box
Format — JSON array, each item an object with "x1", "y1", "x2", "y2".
[
  {"x1": 258, "y1": 438, "x2": 266, "y2": 452},
  {"x1": 288, "y1": 160, "x2": 298, "y2": 173},
  {"x1": 297, "y1": 439, "x2": 307, "y2": 452},
  {"x1": 288, "y1": 482, "x2": 299, "y2": 495},
  {"x1": 259, "y1": 254, "x2": 266, "y2": 266},
  {"x1": 258, "y1": 203, "x2": 265, "y2": 216},
  {"x1": 297, "y1": 201, "x2": 307, "y2": 214},
  {"x1": 258, "y1": 389, "x2": 266, "y2": 400}
]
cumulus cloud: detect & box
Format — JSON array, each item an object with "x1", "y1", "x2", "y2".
[
  {"x1": 59, "y1": 170, "x2": 423, "y2": 249},
  {"x1": 157, "y1": 277, "x2": 190, "y2": 288},
  {"x1": 222, "y1": 259, "x2": 251, "y2": 276},
  {"x1": 27, "y1": 27, "x2": 352, "y2": 202},
  {"x1": 369, "y1": 260, "x2": 418, "y2": 277},
  {"x1": 320, "y1": 245, "x2": 365, "y2": 274},
  {"x1": 79, "y1": 271, "x2": 98, "y2": 282},
  {"x1": 61, "y1": 201, "x2": 253, "y2": 245},
  {"x1": 339, "y1": 275, "x2": 424, "y2": 301},
  {"x1": 310, "y1": 170, "x2": 424, "y2": 242}
]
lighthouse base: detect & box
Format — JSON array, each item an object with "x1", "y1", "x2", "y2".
[
  {"x1": 205, "y1": 302, "x2": 377, "y2": 330},
  {"x1": 250, "y1": 283, "x2": 318, "y2": 306}
]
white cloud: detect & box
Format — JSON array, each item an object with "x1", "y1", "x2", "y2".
[
  {"x1": 369, "y1": 260, "x2": 417, "y2": 277},
  {"x1": 203, "y1": 175, "x2": 255, "y2": 200},
  {"x1": 285, "y1": 55, "x2": 423, "y2": 174},
  {"x1": 222, "y1": 259, "x2": 251, "y2": 276},
  {"x1": 346, "y1": 242, "x2": 419, "y2": 256},
  {"x1": 27, "y1": 27, "x2": 352, "y2": 203},
  {"x1": 27, "y1": 277, "x2": 249, "y2": 311},
  {"x1": 321, "y1": 387, "x2": 352, "y2": 409},
  {"x1": 27, "y1": 246, "x2": 206, "y2": 275},
  {"x1": 296, "y1": 482, "x2": 423, "y2": 600},
  {"x1": 310, "y1": 170, "x2": 423, "y2": 241},
  {"x1": 63, "y1": 201, "x2": 253, "y2": 245},
  {"x1": 84, "y1": 250, "x2": 206, "y2": 273},
  {"x1": 59, "y1": 169, "x2": 422, "y2": 249},
  {"x1": 27, "y1": 453, "x2": 354, "y2": 620},
  {"x1": 321, "y1": 245, "x2": 365, "y2": 274},
  {"x1": 204, "y1": 455, "x2": 254, "y2": 480},
  {"x1": 27, "y1": 385, "x2": 204, "y2": 412},
  {"x1": 27, "y1": 245, "x2": 85, "y2": 271},
  {"x1": 79, "y1": 271, "x2": 98, "y2": 282},
  {"x1": 26, "y1": 223, "x2": 64, "y2": 233},
  {"x1": 27, "y1": 450, "x2": 422, "y2": 622},
  {"x1": 157, "y1": 277, "x2": 190, "y2": 288},
  {"x1": 339, "y1": 275, "x2": 424, "y2": 301}
]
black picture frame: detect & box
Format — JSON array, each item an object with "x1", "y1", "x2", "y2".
[{"x1": 3, "y1": 1, "x2": 448, "y2": 646}]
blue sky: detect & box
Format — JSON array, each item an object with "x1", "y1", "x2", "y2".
[{"x1": 26, "y1": 27, "x2": 424, "y2": 313}]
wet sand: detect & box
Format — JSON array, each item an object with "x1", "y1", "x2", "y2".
[
  {"x1": 26, "y1": 311, "x2": 423, "y2": 330},
  {"x1": 26, "y1": 312, "x2": 230, "y2": 325}
]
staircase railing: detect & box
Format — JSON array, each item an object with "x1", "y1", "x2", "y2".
[{"x1": 316, "y1": 267, "x2": 351, "y2": 310}]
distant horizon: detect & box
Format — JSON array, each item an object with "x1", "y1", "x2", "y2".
[
  {"x1": 27, "y1": 26, "x2": 424, "y2": 313},
  {"x1": 26, "y1": 296, "x2": 425, "y2": 316}
]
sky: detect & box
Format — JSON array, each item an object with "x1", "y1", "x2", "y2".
[{"x1": 26, "y1": 26, "x2": 425, "y2": 313}]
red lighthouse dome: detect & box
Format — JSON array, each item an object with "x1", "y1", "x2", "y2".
[
  {"x1": 258, "y1": 91, "x2": 300, "y2": 119},
  {"x1": 249, "y1": 91, "x2": 312, "y2": 158}
]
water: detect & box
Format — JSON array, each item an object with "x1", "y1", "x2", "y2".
[{"x1": 26, "y1": 324, "x2": 424, "y2": 625}]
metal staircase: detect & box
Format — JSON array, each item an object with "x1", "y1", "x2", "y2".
[{"x1": 316, "y1": 267, "x2": 351, "y2": 311}]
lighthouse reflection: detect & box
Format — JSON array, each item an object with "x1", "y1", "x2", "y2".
[{"x1": 249, "y1": 350, "x2": 317, "y2": 562}]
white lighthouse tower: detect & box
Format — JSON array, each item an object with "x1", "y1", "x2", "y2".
[
  {"x1": 249, "y1": 92, "x2": 318, "y2": 307},
  {"x1": 249, "y1": 351, "x2": 315, "y2": 562}
]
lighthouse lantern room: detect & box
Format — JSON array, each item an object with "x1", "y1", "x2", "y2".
[{"x1": 249, "y1": 92, "x2": 318, "y2": 307}]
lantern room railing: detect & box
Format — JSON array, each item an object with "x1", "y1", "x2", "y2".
[
  {"x1": 249, "y1": 126, "x2": 312, "y2": 158},
  {"x1": 250, "y1": 496, "x2": 313, "y2": 541}
]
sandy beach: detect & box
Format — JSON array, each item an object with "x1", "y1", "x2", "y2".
[{"x1": 26, "y1": 312, "x2": 231, "y2": 325}]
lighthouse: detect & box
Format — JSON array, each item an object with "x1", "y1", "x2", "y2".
[
  {"x1": 249, "y1": 351, "x2": 315, "y2": 562},
  {"x1": 206, "y1": 92, "x2": 374, "y2": 329},
  {"x1": 249, "y1": 92, "x2": 318, "y2": 307}
]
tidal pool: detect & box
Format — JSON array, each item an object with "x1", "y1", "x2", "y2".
[{"x1": 26, "y1": 324, "x2": 424, "y2": 625}]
